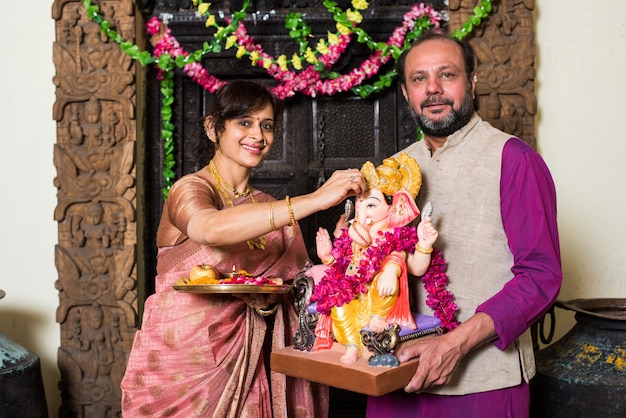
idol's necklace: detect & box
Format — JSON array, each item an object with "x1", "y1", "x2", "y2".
[
  {"x1": 207, "y1": 160, "x2": 251, "y2": 198},
  {"x1": 207, "y1": 160, "x2": 266, "y2": 251}
]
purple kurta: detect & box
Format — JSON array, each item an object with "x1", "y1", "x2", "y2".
[
  {"x1": 367, "y1": 138, "x2": 561, "y2": 418},
  {"x1": 477, "y1": 138, "x2": 561, "y2": 349}
]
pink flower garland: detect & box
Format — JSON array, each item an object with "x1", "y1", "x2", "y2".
[
  {"x1": 145, "y1": 3, "x2": 442, "y2": 99},
  {"x1": 423, "y1": 250, "x2": 459, "y2": 331},
  {"x1": 311, "y1": 227, "x2": 459, "y2": 331},
  {"x1": 146, "y1": 17, "x2": 227, "y2": 92}
]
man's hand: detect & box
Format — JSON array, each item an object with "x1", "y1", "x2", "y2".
[
  {"x1": 396, "y1": 332, "x2": 463, "y2": 392},
  {"x1": 396, "y1": 312, "x2": 497, "y2": 392}
]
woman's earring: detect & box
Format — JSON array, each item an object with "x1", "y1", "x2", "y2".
[{"x1": 262, "y1": 138, "x2": 267, "y2": 147}]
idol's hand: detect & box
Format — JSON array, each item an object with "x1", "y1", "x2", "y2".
[
  {"x1": 416, "y1": 217, "x2": 438, "y2": 249},
  {"x1": 377, "y1": 264, "x2": 399, "y2": 297},
  {"x1": 333, "y1": 214, "x2": 350, "y2": 238},
  {"x1": 316, "y1": 228, "x2": 333, "y2": 262}
]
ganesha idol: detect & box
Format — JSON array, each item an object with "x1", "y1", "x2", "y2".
[{"x1": 310, "y1": 152, "x2": 440, "y2": 365}]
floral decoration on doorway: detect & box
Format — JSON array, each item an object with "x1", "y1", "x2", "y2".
[{"x1": 81, "y1": 0, "x2": 493, "y2": 197}]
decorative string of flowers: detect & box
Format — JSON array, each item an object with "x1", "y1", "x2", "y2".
[
  {"x1": 81, "y1": 0, "x2": 493, "y2": 196},
  {"x1": 146, "y1": 0, "x2": 444, "y2": 100},
  {"x1": 311, "y1": 227, "x2": 459, "y2": 331}
]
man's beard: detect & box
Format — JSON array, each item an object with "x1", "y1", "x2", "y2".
[{"x1": 409, "y1": 85, "x2": 475, "y2": 138}]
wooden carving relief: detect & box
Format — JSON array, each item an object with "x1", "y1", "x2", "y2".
[
  {"x1": 450, "y1": 0, "x2": 537, "y2": 148},
  {"x1": 51, "y1": 0, "x2": 536, "y2": 415},
  {"x1": 52, "y1": 0, "x2": 139, "y2": 416}
]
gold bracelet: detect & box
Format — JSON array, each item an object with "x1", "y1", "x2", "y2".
[
  {"x1": 322, "y1": 256, "x2": 335, "y2": 265},
  {"x1": 255, "y1": 304, "x2": 279, "y2": 317},
  {"x1": 268, "y1": 201, "x2": 276, "y2": 231},
  {"x1": 415, "y1": 243, "x2": 433, "y2": 254},
  {"x1": 285, "y1": 195, "x2": 296, "y2": 227},
  {"x1": 385, "y1": 260, "x2": 402, "y2": 276}
]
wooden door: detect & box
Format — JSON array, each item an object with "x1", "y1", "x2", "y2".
[{"x1": 140, "y1": 5, "x2": 429, "y2": 295}]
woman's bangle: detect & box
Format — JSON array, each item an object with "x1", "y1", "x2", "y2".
[
  {"x1": 255, "y1": 304, "x2": 279, "y2": 317},
  {"x1": 415, "y1": 243, "x2": 433, "y2": 254},
  {"x1": 322, "y1": 256, "x2": 335, "y2": 265},
  {"x1": 285, "y1": 195, "x2": 296, "y2": 227},
  {"x1": 268, "y1": 201, "x2": 277, "y2": 231}
]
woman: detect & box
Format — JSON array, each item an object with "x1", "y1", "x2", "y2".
[{"x1": 120, "y1": 80, "x2": 365, "y2": 417}]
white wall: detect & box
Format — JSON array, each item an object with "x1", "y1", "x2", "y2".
[
  {"x1": 535, "y1": 1, "x2": 626, "y2": 341},
  {"x1": 0, "y1": 2, "x2": 60, "y2": 416},
  {"x1": 0, "y1": 1, "x2": 623, "y2": 416}
]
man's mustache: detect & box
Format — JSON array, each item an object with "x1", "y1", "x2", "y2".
[{"x1": 421, "y1": 96, "x2": 453, "y2": 110}]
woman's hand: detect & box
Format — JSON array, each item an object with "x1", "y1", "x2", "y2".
[
  {"x1": 235, "y1": 293, "x2": 278, "y2": 310},
  {"x1": 309, "y1": 169, "x2": 366, "y2": 210}
]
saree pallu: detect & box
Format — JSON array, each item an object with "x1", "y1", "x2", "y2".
[{"x1": 121, "y1": 214, "x2": 328, "y2": 417}]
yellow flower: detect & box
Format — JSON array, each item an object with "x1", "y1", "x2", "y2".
[
  {"x1": 328, "y1": 31, "x2": 340, "y2": 46},
  {"x1": 198, "y1": 3, "x2": 210, "y2": 15},
  {"x1": 316, "y1": 39, "x2": 329, "y2": 55},
  {"x1": 250, "y1": 51, "x2": 260, "y2": 64},
  {"x1": 263, "y1": 59, "x2": 272, "y2": 69},
  {"x1": 304, "y1": 47, "x2": 318, "y2": 64},
  {"x1": 236, "y1": 46, "x2": 246, "y2": 59},
  {"x1": 352, "y1": 0, "x2": 368, "y2": 10},
  {"x1": 205, "y1": 15, "x2": 216, "y2": 27},
  {"x1": 192, "y1": 0, "x2": 198, "y2": 5},
  {"x1": 277, "y1": 55, "x2": 288, "y2": 71},
  {"x1": 346, "y1": 9, "x2": 363, "y2": 24},
  {"x1": 292, "y1": 53, "x2": 302, "y2": 70},
  {"x1": 215, "y1": 26, "x2": 224, "y2": 37},
  {"x1": 336, "y1": 23, "x2": 352, "y2": 36},
  {"x1": 225, "y1": 35, "x2": 238, "y2": 49}
]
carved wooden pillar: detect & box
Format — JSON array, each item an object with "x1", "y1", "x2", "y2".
[
  {"x1": 451, "y1": 0, "x2": 537, "y2": 148},
  {"x1": 52, "y1": 0, "x2": 140, "y2": 416}
]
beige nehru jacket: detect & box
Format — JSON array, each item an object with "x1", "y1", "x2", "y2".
[{"x1": 400, "y1": 114, "x2": 535, "y2": 396}]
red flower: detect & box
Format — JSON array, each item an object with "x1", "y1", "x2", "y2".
[{"x1": 311, "y1": 226, "x2": 459, "y2": 331}]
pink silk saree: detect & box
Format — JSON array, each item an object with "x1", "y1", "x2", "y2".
[{"x1": 121, "y1": 188, "x2": 328, "y2": 417}]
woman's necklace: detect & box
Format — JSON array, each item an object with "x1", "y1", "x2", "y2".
[
  {"x1": 207, "y1": 160, "x2": 251, "y2": 198},
  {"x1": 207, "y1": 160, "x2": 266, "y2": 251}
]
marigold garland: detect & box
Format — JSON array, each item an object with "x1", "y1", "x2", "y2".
[
  {"x1": 311, "y1": 227, "x2": 459, "y2": 331},
  {"x1": 80, "y1": 0, "x2": 493, "y2": 196},
  {"x1": 146, "y1": 1, "x2": 444, "y2": 99}
]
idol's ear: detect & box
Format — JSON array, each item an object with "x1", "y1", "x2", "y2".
[{"x1": 388, "y1": 190, "x2": 419, "y2": 228}]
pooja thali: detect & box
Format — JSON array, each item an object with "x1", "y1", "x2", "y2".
[{"x1": 173, "y1": 277, "x2": 292, "y2": 294}]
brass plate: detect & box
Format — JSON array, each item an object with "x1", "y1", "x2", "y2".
[{"x1": 173, "y1": 282, "x2": 291, "y2": 294}]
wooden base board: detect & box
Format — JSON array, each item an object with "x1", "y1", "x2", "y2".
[{"x1": 270, "y1": 344, "x2": 419, "y2": 397}]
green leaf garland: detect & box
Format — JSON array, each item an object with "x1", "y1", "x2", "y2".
[{"x1": 80, "y1": 0, "x2": 493, "y2": 197}]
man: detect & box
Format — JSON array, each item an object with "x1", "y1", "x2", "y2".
[{"x1": 367, "y1": 30, "x2": 562, "y2": 418}]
